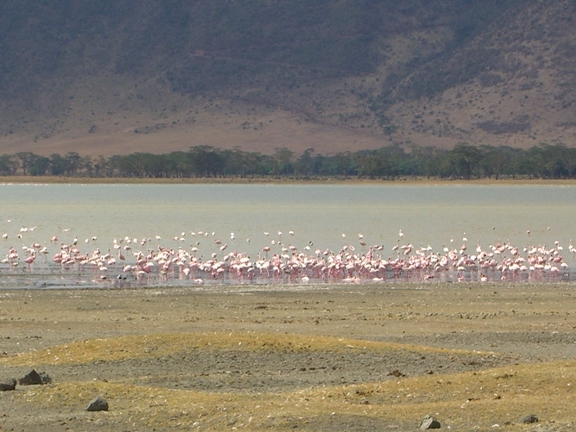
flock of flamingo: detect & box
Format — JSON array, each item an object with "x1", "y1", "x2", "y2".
[{"x1": 1, "y1": 225, "x2": 576, "y2": 287}]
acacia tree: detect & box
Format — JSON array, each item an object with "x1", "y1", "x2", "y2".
[
  {"x1": 357, "y1": 155, "x2": 387, "y2": 179},
  {"x1": 272, "y1": 147, "x2": 294, "y2": 176},
  {"x1": 189, "y1": 146, "x2": 225, "y2": 177},
  {"x1": 561, "y1": 146, "x2": 576, "y2": 178},
  {"x1": 3, "y1": 143, "x2": 576, "y2": 180},
  {"x1": 480, "y1": 145, "x2": 514, "y2": 179},
  {"x1": 410, "y1": 145, "x2": 438, "y2": 178},
  {"x1": 294, "y1": 148, "x2": 315, "y2": 176},
  {"x1": 15, "y1": 152, "x2": 38, "y2": 175},
  {"x1": 322, "y1": 152, "x2": 356, "y2": 176},
  {"x1": 29, "y1": 156, "x2": 50, "y2": 176},
  {"x1": 50, "y1": 154, "x2": 68, "y2": 176},
  {"x1": 0, "y1": 154, "x2": 17, "y2": 175},
  {"x1": 93, "y1": 156, "x2": 108, "y2": 177},
  {"x1": 64, "y1": 152, "x2": 83, "y2": 176},
  {"x1": 450, "y1": 142, "x2": 481, "y2": 180}
]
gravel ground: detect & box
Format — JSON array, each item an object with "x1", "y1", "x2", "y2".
[{"x1": 1, "y1": 282, "x2": 575, "y2": 431}]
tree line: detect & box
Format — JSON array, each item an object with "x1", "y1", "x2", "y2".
[{"x1": 1, "y1": 143, "x2": 576, "y2": 180}]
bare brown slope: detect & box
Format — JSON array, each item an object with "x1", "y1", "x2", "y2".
[
  {"x1": 0, "y1": 112, "x2": 392, "y2": 157},
  {"x1": 0, "y1": 91, "x2": 392, "y2": 157},
  {"x1": 1, "y1": 0, "x2": 575, "y2": 156}
]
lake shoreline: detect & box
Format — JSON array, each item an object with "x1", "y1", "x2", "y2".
[{"x1": 2, "y1": 175, "x2": 576, "y2": 185}]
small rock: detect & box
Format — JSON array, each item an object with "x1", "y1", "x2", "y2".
[
  {"x1": 420, "y1": 414, "x2": 441, "y2": 429},
  {"x1": 86, "y1": 396, "x2": 109, "y2": 412},
  {"x1": 0, "y1": 378, "x2": 17, "y2": 391},
  {"x1": 18, "y1": 370, "x2": 43, "y2": 385},
  {"x1": 387, "y1": 369, "x2": 406, "y2": 377},
  {"x1": 39, "y1": 372, "x2": 52, "y2": 384},
  {"x1": 518, "y1": 414, "x2": 538, "y2": 424}
]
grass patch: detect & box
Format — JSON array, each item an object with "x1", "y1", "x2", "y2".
[
  {"x1": 4, "y1": 331, "x2": 574, "y2": 430},
  {"x1": 15, "y1": 360, "x2": 576, "y2": 430},
  {"x1": 0, "y1": 331, "x2": 495, "y2": 367}
]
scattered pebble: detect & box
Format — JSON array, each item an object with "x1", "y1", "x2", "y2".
[
  {"x1": 518, "y1": 414, "x2": 538, "y2": 424},
  {"x1": 420, "y1": 414, "x2": 441, "y2": 429},
  {"x1": 0, "y1": 378, "x2": 16, "y2": 391},
  {"x1": 18, "y1": 370, "x2": 43, "y2": 386},
  {"x1": 18, "y1": 369, "x2": 52, "y2": 386},
  {"x1": 86, "y1": 396, "x2": 109, "y2": 412}
]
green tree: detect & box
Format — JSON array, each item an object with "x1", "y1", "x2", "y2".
[
  {"x1": 450, "y1": 143, "x2": 481, "y2": 180},
  {"x1": 516, "y1": 146, "x2": 543, "y2": 178},
  {"x1": 221, "y1": 148, "x2": 248, "y2": 177},
  {"x1": 539, "y1": 144, "x2": 565, "y2": 178},
  {"x1": 93, "y1": 155, "x2": 108, "y2": 177},
  {"x1": 29, "y1": 156, "x2": 50, "y2": 176},
  {"x1": 272, "y1": 147, "x2": 294, "y2": 176},
  {"x1": 429, "y1": 149, "x2": 453, "y2": 179},
  {"x1": 560, "y1": 145, "x2": 576, "y2": 178},
  {"x1": 166, "y1": 151, "x2": 191, "y2": 177},
  {"x1": 64, "y1": 152, "x2": 82, "y2": 176},
  {"x1": 410, "y1": 146, "x2": 438, "y2": 178},
  {"x1": 81, "y1": 156, "x2": 94, "y2": 177},
  {"x1": 480, "y1": 145, "x2": 513, "y2": 180},
  {"x1": 0, "y1": 154, "x2": 17, "y2": 175},
  {"x1": 294, "y1": 148, "x2": 316, "y2": 176},
  {"x1": 105, "y1": 155, "x2": 122, "y2": 177},
  {"x1": 189, "y1": 146, "x2": 225, "y2": 177},
  {"x1": 49, "y1": 154, "x2": 69, "y2": 176},
  {"x1": 357, "y1": 155, "x2": 386, "y2": 179},
  {"x1": 15, "y1": 152, "x2": 38, "y2": 175}
]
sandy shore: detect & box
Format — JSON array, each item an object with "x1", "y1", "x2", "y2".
[{"x1": 1, "y1": 282, "x2": 575, "y2": 431}]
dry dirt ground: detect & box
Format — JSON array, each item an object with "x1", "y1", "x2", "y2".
[{"x1": 1, "y1": 282, "x2": 575, "y2": 431}]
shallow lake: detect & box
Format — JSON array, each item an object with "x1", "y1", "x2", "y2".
[{"x1": 1, "y1": 183, "x2": 575, "y2": 288}]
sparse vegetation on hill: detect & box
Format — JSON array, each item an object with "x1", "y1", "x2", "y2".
[{"x1": 0, "y1": 0, "x2": 575, "y2": 155}]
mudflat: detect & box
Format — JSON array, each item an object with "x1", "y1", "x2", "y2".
[{"x1": 1, "y1": 283, "x2": 575, "y2": 431}]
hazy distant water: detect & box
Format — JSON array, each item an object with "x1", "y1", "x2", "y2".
[{"x1": 1, "y1": 183, "x2": 576, "y2": 259}]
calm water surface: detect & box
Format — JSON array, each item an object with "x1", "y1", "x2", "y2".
[{"x1": 1, "y1": 183, "x2": 575, "y2": 287}]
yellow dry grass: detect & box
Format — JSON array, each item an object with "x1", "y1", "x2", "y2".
[
  {"x1": 0, "y1": 331, "x2": 492, "y2": 367},
  {"x1": 14, "y1": 359, "x2": 576, "y2": 430},
  {"x1": 3, "y1": 332, "x2": 575, "y2": 429}
]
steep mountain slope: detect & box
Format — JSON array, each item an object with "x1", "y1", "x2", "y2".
[
  {"x1": 0, "y1": 0, "x2": 574, "y2": 156},
  {"x1": 383, "y1": 0, "x2": 576, "y2": 149}
]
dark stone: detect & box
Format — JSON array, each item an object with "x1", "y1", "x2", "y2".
[
  {"x1": 420, "y1": 414, "x2": 441, "y2": 429},
  {"x1": 18, "y1": 369, "x2": 43, "y2": 385},
  {"x1": 518, "y1": 414, "x2": 538, "y2": 424},
  {"x1": 86, "y1": 396, "x2": 109, "y2": 412},
  {"x1": 0, "y1": 378, "x2": 17, "y2": 391},
  {"x1": 39, "y1": 372, "x2": 52, "y2": 384}
]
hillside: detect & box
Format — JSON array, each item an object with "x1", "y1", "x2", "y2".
[{"x1": 0, "y1": 0, "x2": 575, "y2": 156}]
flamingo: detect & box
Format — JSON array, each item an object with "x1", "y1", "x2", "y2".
[
  {"x1": 24, "y1": 252, "x2": 35, "y2": 270},
  {"x1": 2, "y1": 225, "x2": 576, "y2": 285}
]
